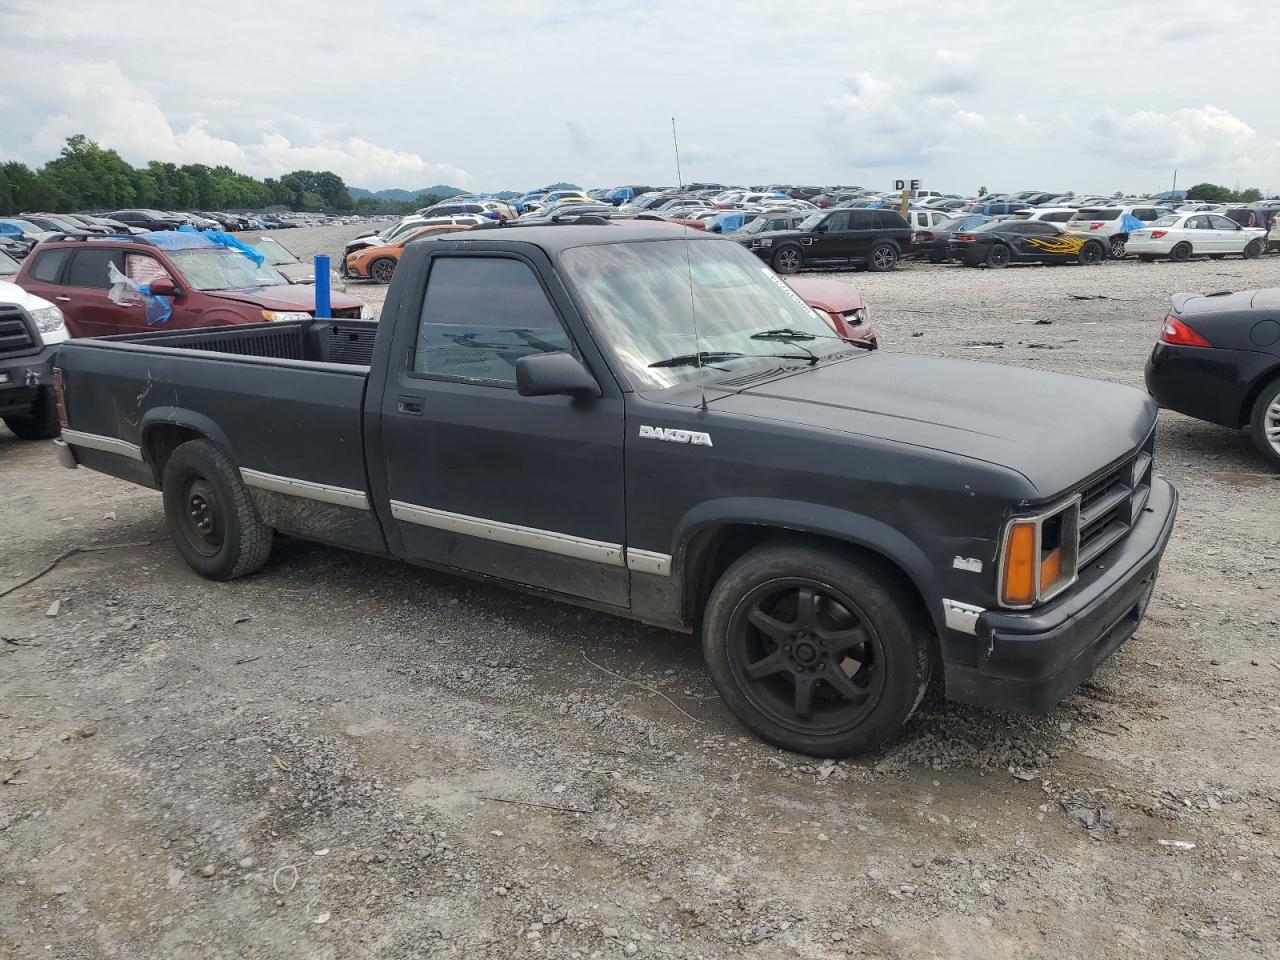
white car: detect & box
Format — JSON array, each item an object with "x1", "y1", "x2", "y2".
[
  {"x1": 905, "y1": 209, "x2": 956, "y2": 232},
  {"x1": 1011, "y1": 207, "x2": 1078, "y2": 225},
  {"x1": 1063, "y1": 204, "x2": 1168, "y2": 257},
  {"x1": 1268, "y1": 216, "x2": 1280, "y2": 253},
  {"x1": 1126, "y1": 213, "x2": 1267, "y2": 262}
]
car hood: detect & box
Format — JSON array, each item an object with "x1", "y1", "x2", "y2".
[
  {"x1": 784, "y1": 276, "x2": 863, "y2": 312},
  {"x1": 714, "y1": 353, "x2": 1155, "y2": 497},
  {"x1": 203, "y1": 284, "x2": 362, "y2": 312}
]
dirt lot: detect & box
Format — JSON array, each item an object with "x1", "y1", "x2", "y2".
[{"x1": 2, "y1": 224, "x2": 1278, "y2": 959}]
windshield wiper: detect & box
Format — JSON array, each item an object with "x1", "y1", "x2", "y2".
[
  {"x1": 649, "y1": 350, "x2": 816, "y2": 369},
  {"x1": 751, "y1": 328, "x2": 818, "y2": 341},
  {"x1": 650, "y1": 351, "x2": 746, "y2": 368}
]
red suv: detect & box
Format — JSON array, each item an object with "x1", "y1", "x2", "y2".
[{"x1": 17, "y1": 234, "x2": 362, "y2": 337}]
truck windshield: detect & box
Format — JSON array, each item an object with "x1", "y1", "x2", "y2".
[
  {"x1": 166, "y1": 249, "x2": 289, "y2": 291},
  {"x1": 560, "y1": 238, "x2": 844, "y2": 389}
]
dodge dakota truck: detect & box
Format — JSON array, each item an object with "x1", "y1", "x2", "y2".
[{"x1": 50, "y1": 221, "x2": 1177, "y2": 756}]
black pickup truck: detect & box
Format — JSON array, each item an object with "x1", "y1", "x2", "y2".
[{"x1": 51, "y1": 221, "x2": 1177, "y2": 756}]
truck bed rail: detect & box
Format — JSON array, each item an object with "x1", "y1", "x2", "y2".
[{"x1": 107, "y1": 318, "x2": 378, "y2": 366}]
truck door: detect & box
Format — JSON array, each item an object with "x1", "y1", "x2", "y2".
[{"x1": 373, "y1": 250, "x2": 629, "y2": 607}]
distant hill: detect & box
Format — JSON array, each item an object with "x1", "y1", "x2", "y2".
[{"x1": 348, "y1": 185, "x2": 467, "y2": 202}]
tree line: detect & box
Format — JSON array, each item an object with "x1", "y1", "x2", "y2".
[{"x1": 0, "y1": 135, "x2": 437, "y2": 216}]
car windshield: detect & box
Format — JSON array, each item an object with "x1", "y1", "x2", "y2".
[
  {"x1": 166, "y1": 248, "x2": 289, "y2": 291},
  {"x1": 247, "y1": 239, "x2": 300, "y2": 266},
  {"x1": 971, "y1": 221, "x2": 1006, "y2": 233},
  {"x1": 560, "y1": 238, "x2": 846, "y2": 390},
  {"x1": 0, "y1": 251, "x2": 19, "y2": 276}
]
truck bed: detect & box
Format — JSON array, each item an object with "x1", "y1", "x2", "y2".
[
  {"x1": 56, "y1": 317, "x2": 385, "y2": 555},
  {"x1": 109, "y1": 318, "x2": 379, "y2": 367}
]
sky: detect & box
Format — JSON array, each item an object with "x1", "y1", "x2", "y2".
[{"x1": 2, "y1": 0, "x2": 1278, "y2": 196}]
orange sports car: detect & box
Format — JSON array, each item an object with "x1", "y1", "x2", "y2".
[{"x1": 343, "y1": 224, "x2": 473, "y2": 282}]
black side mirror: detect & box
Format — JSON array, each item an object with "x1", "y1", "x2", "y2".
[{"x1": 515, "y1": 352, "x2": 601, "y2": 399}]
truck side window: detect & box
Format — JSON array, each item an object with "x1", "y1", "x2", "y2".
[{"x1": 413, "y1": 257, "x2": 572, "y2": 384}]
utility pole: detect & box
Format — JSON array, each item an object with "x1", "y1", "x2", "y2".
[{"x1": 1172, "y1": 169, "x2": 1177, "y2": 197}]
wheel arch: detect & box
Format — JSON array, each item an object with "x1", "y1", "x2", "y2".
[
  {"x1": 672, "y1": 498, "x2": 945, "y2": 637},
  {"x1": 140, "y1": 407, "x2": 235, "y2": 484},
  {"x1": 1239, "y1": 365, "x2": 1280, "y2": 427}
]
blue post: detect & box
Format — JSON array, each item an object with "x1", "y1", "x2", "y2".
[{"x1": 313, "y1": 255, "x2": 331, "y2": 319}]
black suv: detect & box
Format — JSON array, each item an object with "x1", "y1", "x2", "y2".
[{"x1": 743, "y1": 208, "x2": 913, "y2": 274}]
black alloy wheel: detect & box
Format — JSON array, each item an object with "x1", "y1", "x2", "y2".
[
  {"x1": 1078, "y1": 242, "x2": 1104, "y2": 265},
  {"x1": 370, "y1": 257, "x2": 397, "y2": 283},
  {"x1": 727, "y1": 578, "x2": 887, "y2": 733},
  {"x1": 986, "y1": 244, "x2": 1011, "y2": 268}
]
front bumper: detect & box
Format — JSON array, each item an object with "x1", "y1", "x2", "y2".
[
  {"x1": 0, "y1": 344, "x2": 57, "y2": 418},
  {"x1": 944, "y1": 477, "x2": 1178, "y2": 713}
]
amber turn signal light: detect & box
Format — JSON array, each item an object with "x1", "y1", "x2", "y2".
[{"x1": 1001, "y1": 521, "x2": 1037, "y2": 606}]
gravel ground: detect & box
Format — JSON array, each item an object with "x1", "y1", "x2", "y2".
[{"x1": 2, "y1": 223, "x2": 1278, "y2": 959}]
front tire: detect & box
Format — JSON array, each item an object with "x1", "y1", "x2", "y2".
[
  {"x1": 1249, "y1": 377, "x2": 1280, "y2": 470},
  {"x1": 702, "y1": 542, "x2": 931, "y2": 757},
  {"x1": 162, "y1": 439, "x2": 273, "y2": 581},
  {"x1": 771, "y1": 246, "x2": 803, "y2": 275},
  {"x1": 1078, "y1": 242, "x2": 1104, "y2": 265},
  {"x1": 1170, "y1": 242, "x2": 1192, "y2": 263},
  {"x1": 2, "y1": 386, "x2": 60, "y2": 441},
  {"x1": 369, "y1": 257, "x2": 397, "y2": 283},
  {"x1": 1109, "y1": 236, "x2": 1127, "y2": 258}
]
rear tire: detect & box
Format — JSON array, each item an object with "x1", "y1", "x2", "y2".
[
  {"x1": 1170, "y1": 242, "x2": 1192, "y2": 263},
  {"x1": 771, "y1": 246, "x2": 803, "y2": 275},
  {"x1": 702, "y1": 541, "x2": 931, "y2": 757},
  {"x1": 2, "y1": 386, "x2": 60, "y2": 441},
  {"x1": 1109, "y1": 236, "x2": 1127, "y2": 258},
  {"x1": 1243, "y1": 239, "x2": 1263, "y2": 259},
  {"x1": 162, "y1": 439, "x2": 273, "y2": 581},
  {"x1": 986, "y1": 244, "x2": 1011, "y2": 268},
  {"x1": 868, "y1": 243, "x2": 898, "y2": 272},
  {"x1": 1248, "y1": 377, "x2": 1280, "y2": 470}
]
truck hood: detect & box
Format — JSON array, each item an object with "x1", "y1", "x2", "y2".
[
  {"x1": 203, "y1": 284, "x2": 362, "y2": 312},
  {"x1": 715, "y1": 353, "x2": 1155, "y2": 497}
]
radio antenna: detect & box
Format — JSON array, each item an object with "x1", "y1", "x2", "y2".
[
  {"x1": 672, "y1": 116, "x2": 683, "y2": 189},
  {"x1": 679, "y1": 228, "x2": 708, "y2": 411}
]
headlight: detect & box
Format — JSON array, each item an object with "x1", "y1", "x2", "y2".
[
  {"x1": 29, "y1": 305, "x2": 65, "y2": 334},
  {"x1": 758, "y1": 238, "x2": 773, "y2": 248},
  {"x1": 261, "y1": 310, "x2": 311, "y2": 322},
  {"x1": 997, "y1": 496, "x2": 1080, "y2": 608}
]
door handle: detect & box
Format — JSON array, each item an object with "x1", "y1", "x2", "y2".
[
  {"x1": 397, "y1": 395, "x2": 423, "y2": 416},
  {"x1": 55, "y1": 296, "x2": 72, "y2": 302}
]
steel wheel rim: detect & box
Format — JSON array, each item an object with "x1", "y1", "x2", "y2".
[
  {"x1": 178, "y1": 475, "x2": 224, "y2": 557},
  {"x1": 778, "y1": 249, "x2": 800, "y2": 270},
  {"x1": 726, "y1": 577, "x2": 887, "y2": 735},
  {"x1": 1266, "y1": 395, "x2": 1280, "y2": 455},
  {"x1": 873, "y1": 247, "x2": 894, "y2": 269}
]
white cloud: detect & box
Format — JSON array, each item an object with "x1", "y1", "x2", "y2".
[
  {"x1": 19, "y1": 60, "x2": 474, "y2": 190},
  {"x1": 1088, "y1": 106, "x2": 1259, "y2": 169},
  {"x1": 821, "y1": 69, "x2": 993, "y2": 168}
]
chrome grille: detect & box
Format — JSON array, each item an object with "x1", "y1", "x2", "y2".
[
  {"x1": 0, "y1": 306, "x2": 37, "y2": 358},
  {"x1": 1077, "y1": 437, "x2": 1154, "y2": 567}
]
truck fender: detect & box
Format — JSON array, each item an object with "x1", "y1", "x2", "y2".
[
  {"x1": 139, "y1": 406, "x2": 237, "y2": 478},
  {"x1": 671, "y1": 497, "x2": 945, "y2": 635}
]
